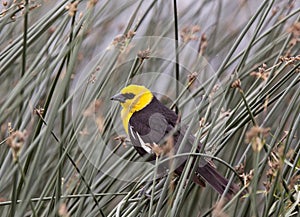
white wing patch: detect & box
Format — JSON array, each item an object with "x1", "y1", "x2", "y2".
[
  {"x1": 136, "y1": 133, "x2": 153, "y2": 154},
  {"x1": 129, "y1": 126, "x2": 136, "y2": 140},
  {"x1": 129, "y1": 125, "x2": 153, "y2": 154}
]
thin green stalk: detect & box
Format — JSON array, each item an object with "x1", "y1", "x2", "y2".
[
  {"x1": 239, "y1": 89, "x2": 257, "y2": 126},
  {"x1": 21, "y1": 0, "x2": 28, "y2": 78},
  {"x1": 0, "y1": 193, "x2": 129, "y2": 206},
  {"x1": 149, "y1": 156, "x2": 159, "y2": 217},
  {"x1": 250, "y1": 150, "x2": 260, "y2": 217},
  {"x1": 9, "y1": 163, "x2": 18, "y2": 217},
  {"x1": 173, "y1": 0, "x2": 179, "y2": 114},
  {"x1": 17, "y1": 0, "x2": 29, "y2": 128}
]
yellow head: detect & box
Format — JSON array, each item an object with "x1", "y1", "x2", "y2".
[{"x1": 111, "y1": 85, "x2": 153, "y2": 133}]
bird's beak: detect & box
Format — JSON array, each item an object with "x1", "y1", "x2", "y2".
[{"x1": 110, "y1": 93, "x2": 126, "y2": 103}]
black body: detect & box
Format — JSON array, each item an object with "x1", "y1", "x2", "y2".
[{"x1": 128, "y1": 96, "x2": 238, "y2": 198}]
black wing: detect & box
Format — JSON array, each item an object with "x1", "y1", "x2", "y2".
[
  {"x1": 129, "y1": 112, "x2": 175, "y2": 160},
  {"x1": 128, "y1": 97, "x2": 177, "y2": 159}
]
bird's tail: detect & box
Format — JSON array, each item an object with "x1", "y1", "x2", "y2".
[{"x1": 196, "y1": 163, "x2": 239, "y2": 199}]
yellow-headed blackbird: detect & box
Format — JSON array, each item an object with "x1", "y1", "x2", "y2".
[{"x1": 111, "y1": 84, "x2": 238, "y2": 198}]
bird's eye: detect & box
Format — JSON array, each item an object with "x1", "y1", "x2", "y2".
[{"x1": 123, "y1": 93, "x2": 135, "y2": 99}]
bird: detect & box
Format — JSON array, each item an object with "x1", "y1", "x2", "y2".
[{"x1": 111, "y1": 84, "x2": 239, "y2": 198}]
